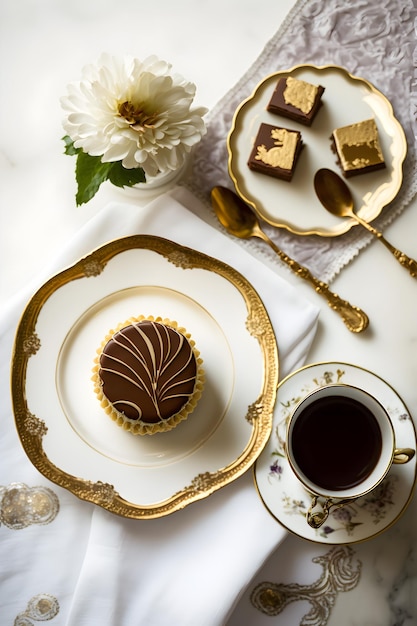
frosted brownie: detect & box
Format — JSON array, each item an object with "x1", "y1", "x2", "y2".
[
  {"x1": 331, "y1": 118, "x2": 385, "y2": 178},
  {"x1": 267, "y1": 76, "x2": 325, "y2": 126},
  {"x1": 248, "y1": 122, "x2": 303, "y2": 181}
]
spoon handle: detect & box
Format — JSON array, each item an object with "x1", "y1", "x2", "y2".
[
  {"x1": 261, "y1": 233, "x2": 369, "y2": 333},
  {"x1": 357, "y1": 219, "x2": 417, "y2": 278},
  {"x1": 380, "y1": 239, "x2": 417, "y2": 277}
]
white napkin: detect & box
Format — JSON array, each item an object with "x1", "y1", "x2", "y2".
[{"x1": 1, "y1": 192, "x2": 318, "y2": 625}]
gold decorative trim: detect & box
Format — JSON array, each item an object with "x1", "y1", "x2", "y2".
[
  {"x1": 251, "y1": 546, "x2": 361, "y2": 623},
  {"x1": 245, "y1": 310, "x2": 267, "y2": 338},
  {"x1": 23, "y1": 412, "x2": 48, "y2": 438},
  {"x1": 22, "y1": 332, "x2": 41, "y2": 356},
  {"x1": 166, "y1": 249, "x2": 196, "y2": 269},
  {"x1": 190, "y1": 472, "x2": 216, "y2": 492},
  {"x1": 82, "y1": 257, "x2": 106, "y2": 277},
  {"x1": 246, "y1": 400, "x2": 264, "y2": 425},
  {"x1": 11, "y1": 235, "x2": 279, "y2": 519}
]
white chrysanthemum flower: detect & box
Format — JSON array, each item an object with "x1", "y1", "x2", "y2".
[{"x1": 61, "y1": 54, "x2": 208, "y2": 177}]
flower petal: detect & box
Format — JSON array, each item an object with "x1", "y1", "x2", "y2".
[{"x1": 62, "y1": 54, "x2": 207, "y2": 176}]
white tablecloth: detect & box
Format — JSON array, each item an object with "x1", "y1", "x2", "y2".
[{"x1": 1, "y1": 191, "x2": 318, "y2": 625}]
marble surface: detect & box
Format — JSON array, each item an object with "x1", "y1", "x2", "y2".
[
  {"x1": 1, "y1": 1, "x2": 417, "y2": 625},
  {"x1": 0, "y1": 0, "x2": 294, "y2": 302}
]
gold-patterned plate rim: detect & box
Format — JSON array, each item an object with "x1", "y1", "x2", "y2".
[
  {"x1": 11, "y1": 235, "x2": 279, "y2": 519},
  {"x1": 227, "y1": 64, "x2": 407, "y2": 237}
]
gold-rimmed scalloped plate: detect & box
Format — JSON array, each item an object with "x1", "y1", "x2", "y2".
[
  {"x1": 11, "y1": 235, "x2": 278, "y2": 519},
  {"x1": 227, "y1": 65, "x2": 407, "y2": 237}
]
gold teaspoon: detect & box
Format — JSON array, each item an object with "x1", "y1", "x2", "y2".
[
  {"x1": 314, "y1": 168, "x2": 417, "y2": 278},
  {"x1": 211, "y1": 186, "x2": 369, "y2": 333}
]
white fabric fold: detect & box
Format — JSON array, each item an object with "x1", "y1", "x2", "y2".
[{"x1": 1, "y1": 192, "x2": 318, "y2": 625}]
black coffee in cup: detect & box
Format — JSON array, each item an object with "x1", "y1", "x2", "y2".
[{"x1": 290, "y1": 395, "x2": 383, "y2": 491}]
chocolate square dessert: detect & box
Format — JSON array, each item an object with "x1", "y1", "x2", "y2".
[
  {"x1": 248, "y1": 123, "x2": 303, "y2": 181},
  {"x1": 331, "y1": 118, "x2": 385, "y2": 178},
  {"x1": 248, "y1": 122, "x2": 303, "y2": 182},
  {"x1": 267, "y1": 76, "x2": 325, "y2": 126}
]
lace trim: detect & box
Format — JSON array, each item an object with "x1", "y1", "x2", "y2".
[{"x1": 183, "y1": 0, "x2": 417, "y2": 282}]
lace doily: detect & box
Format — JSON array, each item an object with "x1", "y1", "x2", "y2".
[{"x1": 184, "y1": 0, "x2": 417, "y2": 283}]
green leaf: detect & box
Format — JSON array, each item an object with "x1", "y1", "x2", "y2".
[
  {"x1": 62, "y1": 135, "x2": 81, "y2": 156},
  {"x1": 63, "y1": 136, "x2": 147, "y2": 204},
  {"x1": 75, "y1": 151, "x2": 113, "y2": 206},
  {"x1": 272, "y1": 451, "x2": 286, "y2": 458},
  {"x1": 108, "y1": 161, "x2": 146, "y2": 187}
]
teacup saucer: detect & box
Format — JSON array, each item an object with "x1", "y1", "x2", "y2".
[{"x1": 254, "y1": 361, "x2": 417, "y2": 544}]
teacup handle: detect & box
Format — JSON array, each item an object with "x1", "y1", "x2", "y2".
[
  {"x1": 306, "y1": 495, "x2": 353, "y2": 529},
  {"x1": 393, "y1": 448, "x2": 415, "y2": 464}
]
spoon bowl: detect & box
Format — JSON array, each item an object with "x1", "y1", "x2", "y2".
[
  {"x1": 314, "y1": 168, "x2": 417, "y2": 278},
  {"x1": 210, "y1": 186, "x2": 257, "y2": 239},
  {"x1": 314, "y1": 168, "x2": 356, "y2": 219}
]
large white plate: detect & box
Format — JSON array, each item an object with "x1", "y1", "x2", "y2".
[
  {"x1": 254, "y1": 362, "x2": 416, "y2": 544},
  {"x1": 12, "y1": 236, "x2": 278, "y2": 518},
  {"x1": 228, "y1": 65, "x2": 407, "y2": 237}
]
